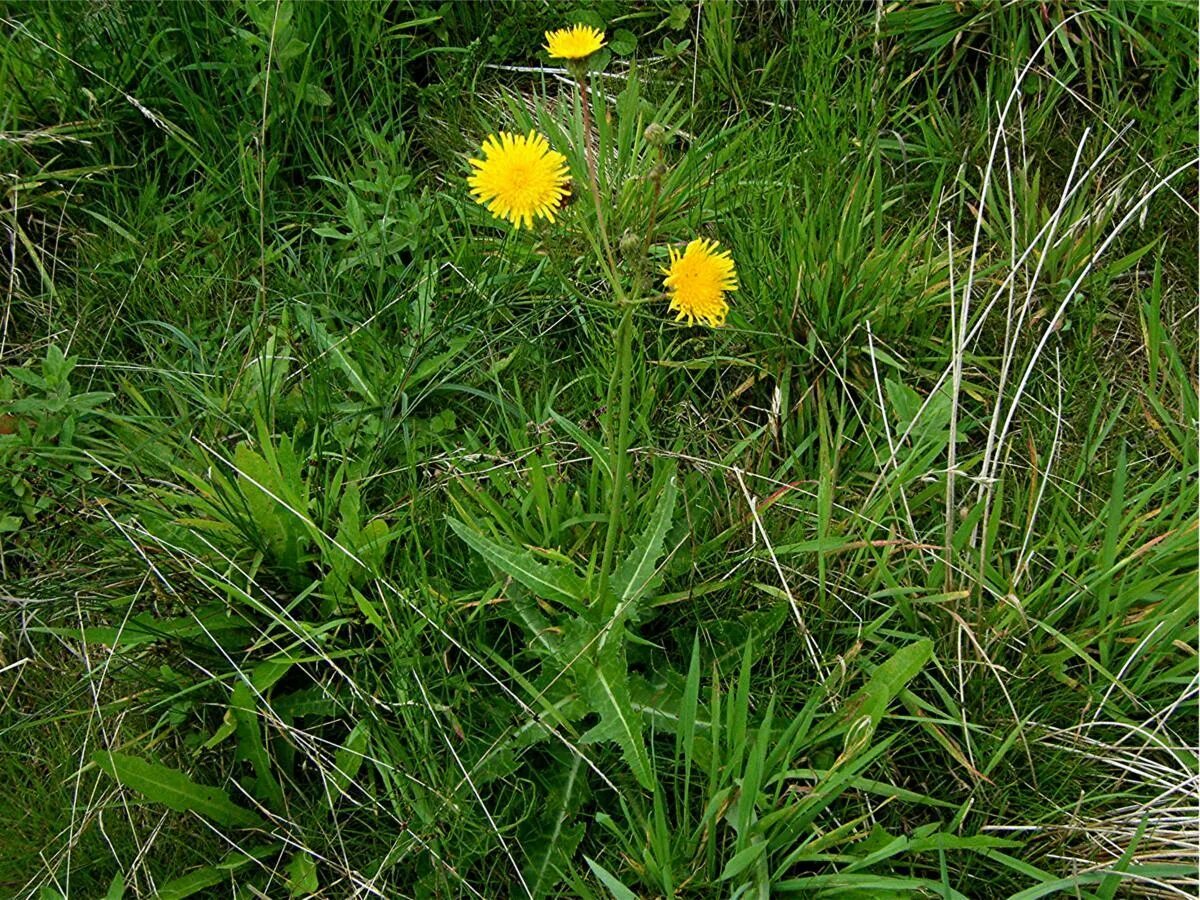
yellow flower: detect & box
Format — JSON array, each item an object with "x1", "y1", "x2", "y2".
[
  {"x1": 544, "y1": 24, "x2": 606, "y2": 60},
  {"x1": 468, "y1": 131, "x2": 571, "y2": 230},
  {"x1": 662, "y1": 238, "x2": 738, "y2": 327}
]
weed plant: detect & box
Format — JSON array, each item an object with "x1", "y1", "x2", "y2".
[{"x1": 1, "y1": 2, "x2": 1196, "y2": 897}]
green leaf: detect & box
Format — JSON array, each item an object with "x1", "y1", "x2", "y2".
[
  {"x1": 231, "y1": 681, "x2": 286, "y2": 811},
  {"x1": 287, "y1": 852, "x2": 319, "y2": 895},
  {"x1": 156, "y1": 869, "x2": 225, "y2": 900},
  {"x1": 666, "y1": 4, "x2": 690, "y2": 30},
  {"x1": 33, "y1": 606, "x2": 244, "y2": 652},
  {"x1": 549, "y1": 410, "x2": 611, "y2": 480},
  {"x1": 609, "y1": 29, "x2": 637, "y2": 56},
  {"x1": 578, "y1": 639, "x2": 653, "y2": 789},
  {"x1": 524, "y1": 755, "x2": 586, "y2": 898},
  {"x1": 570, "y1": 9, "x2": 605, "y2": 31},
  {"x1": 608, "y1": 474, "x2": 677, "y2": 615},
  {"x1": 250, "y1": 656, "x2": 295, "y2": 692},
  {"x1": 328, "y1": 721, "x2": 370, "y2": 800},
  {"x1": 408, "y1": 335, "x2": 469, "y2": 390},
  {"x1": 102, "y1": 871, "x2": 125, "y2": 900},
  {"x1": 91, "y1": 751, "x2": 262, "y2": 828},
  {"x1": 776, "y1": 873, "x2": 947, "y2": 893},
  {"x1": 296, "y1": 81, "x2": 333, "y2": 107},
  {"x1": 448, "y1": 517, "x2": 585, "y2": 605},
  {"x1": 156, "y1": 846, "x2": 279, "y2": 899},
  {"x1": 720, "y1": 841, "x2": 768, "y2": 881},
  {"x1": 585, "y1": 856, "x2": 638, "y2": 900},
  {"x1": 234, "y1": 442, "x2": 306, "y2": 567},
  {"x1": 830, "y1": 640, "x2": 933, "y2": 756},
  {"x1": 351, "y1": 586, "x2": 385, "y2": 630},
  {"x1": 297, "y1": 309, "x2": 378, "y2": 405},
  {"x1": 273, "y1": 685, "x2": 342, "y2": 719},
  {"x1": 1006, "y1": 864, "x2": 1200, "y2": 900}
]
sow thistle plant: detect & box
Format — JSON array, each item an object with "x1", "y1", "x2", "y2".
[{"x1": 460, "y1": 22, "x2": 740, "y2": 790}]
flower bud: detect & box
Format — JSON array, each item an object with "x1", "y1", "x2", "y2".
[
  {"x1": 619, "y1": 229, "x2": 641, "y2": 258},
  {"x1": 643, "y1": 122, "x2": 667, "y2": 147}
]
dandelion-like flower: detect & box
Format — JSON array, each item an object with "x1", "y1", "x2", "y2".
[
  {"x1": 468, "y1": 131, "x2": 571, "y2": 230},
  {"x1": 662, "y1": 238, "x2": 738, "y2": 327},
  {"x1": 544, "y1": 25, "x2": 606, "y2": 60}
]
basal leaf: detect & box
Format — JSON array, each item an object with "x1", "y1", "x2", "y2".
[
  {"x1": 585, "y1": 856, "x2": 639, "y2": 900},
  {"x1": 524, "y1": 755, "x2": 587, "y2": 898},
  {"x1": 328, "y1": 720, "x2": 370, "y2": 800},
  {"x1": 156, "y1": 845, "x2": 278, "y2": 899},
  {"x1": 231, "y1": 681, "x2": 285, "y2": 811},
  {"x1": 287, "y1": 852, "x2": 319, "y2": 896},
  {"x1": 448, "y1": 517, "x2": 585, "y2": 605},
  {"x1": 92, "y1": 751, "x2": 262, "y2": 828},
  {"x1": 578, "y1": 640, "x2": 653, "y2": 789}
]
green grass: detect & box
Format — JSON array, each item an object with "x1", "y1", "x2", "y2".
[{"x1": 2, "y1": 1, "x2": 1196, "y2": 897}]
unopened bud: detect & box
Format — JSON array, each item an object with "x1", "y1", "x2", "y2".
[
  {"x1": 619, "y1": 229, "x2": 641, "y2": 258},
  {"x1": 643, "y1": 123, "x2": 667, "y2": 147}
]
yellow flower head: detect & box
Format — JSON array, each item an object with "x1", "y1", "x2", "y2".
[
  {"x1": 468, "y1": 131, "x2": 571, "y2": 230},
  {"x1": 662, "y1": 238, "x2": 738, "y2": 328},
  {"x1": 544, "y1": 24, "x2": 606, "y2": 60}
]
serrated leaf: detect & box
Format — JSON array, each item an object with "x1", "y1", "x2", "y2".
[
  {"x1": 609, "y1": 474, "x2": 677, "y2": 615},
  {"x1": 448, "y1": 518, "x2": 585, "y2": 605},
  {"x1": 33, "y1": 606, "x2": 244, "y2": 652},
  {"x1": 578, "y1": 641, "x2": 653, "y2": 789},
  {"x1": 231, "y1": 681, "x2": 285, "y2": 811},
  {"x1": 92, "y1": 751, "x2": 262, "y2": 828},
  {"x1": 524, "y1": 755, "x2": 586, "y2": 898},
  {"x1": 234, "y1": 443, "x2": 299, "y2": 564},
  {"x1": 273, "y1": 685, "x2": 342, "y2": 720},
  {"x1": 508, "y1": 591, "x2": 562, "y2": 659},
  {"x1": 287, "y1": 852, "x2": 319, "y2": 895}
]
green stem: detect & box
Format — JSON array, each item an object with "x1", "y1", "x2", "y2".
[
  {"x1": 572, "y1": 67, "x2": 634, "y2": 610},
  {"x1": 577, "y1": 74, "x2": 621, "y2": 291},
  {"x1": 597, "y1": 302, "x2": 634, "y2": 613}
]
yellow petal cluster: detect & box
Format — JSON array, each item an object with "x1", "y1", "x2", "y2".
[
  {"x1": 544, "y1": 25, "x2": 606, "y2": 60},
  {"x1": 662, "y1": 238, "x2": 738, "y2": 328},
  {"x1": 468, "y1": 131, "x2": 571, "y2": 230}
]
